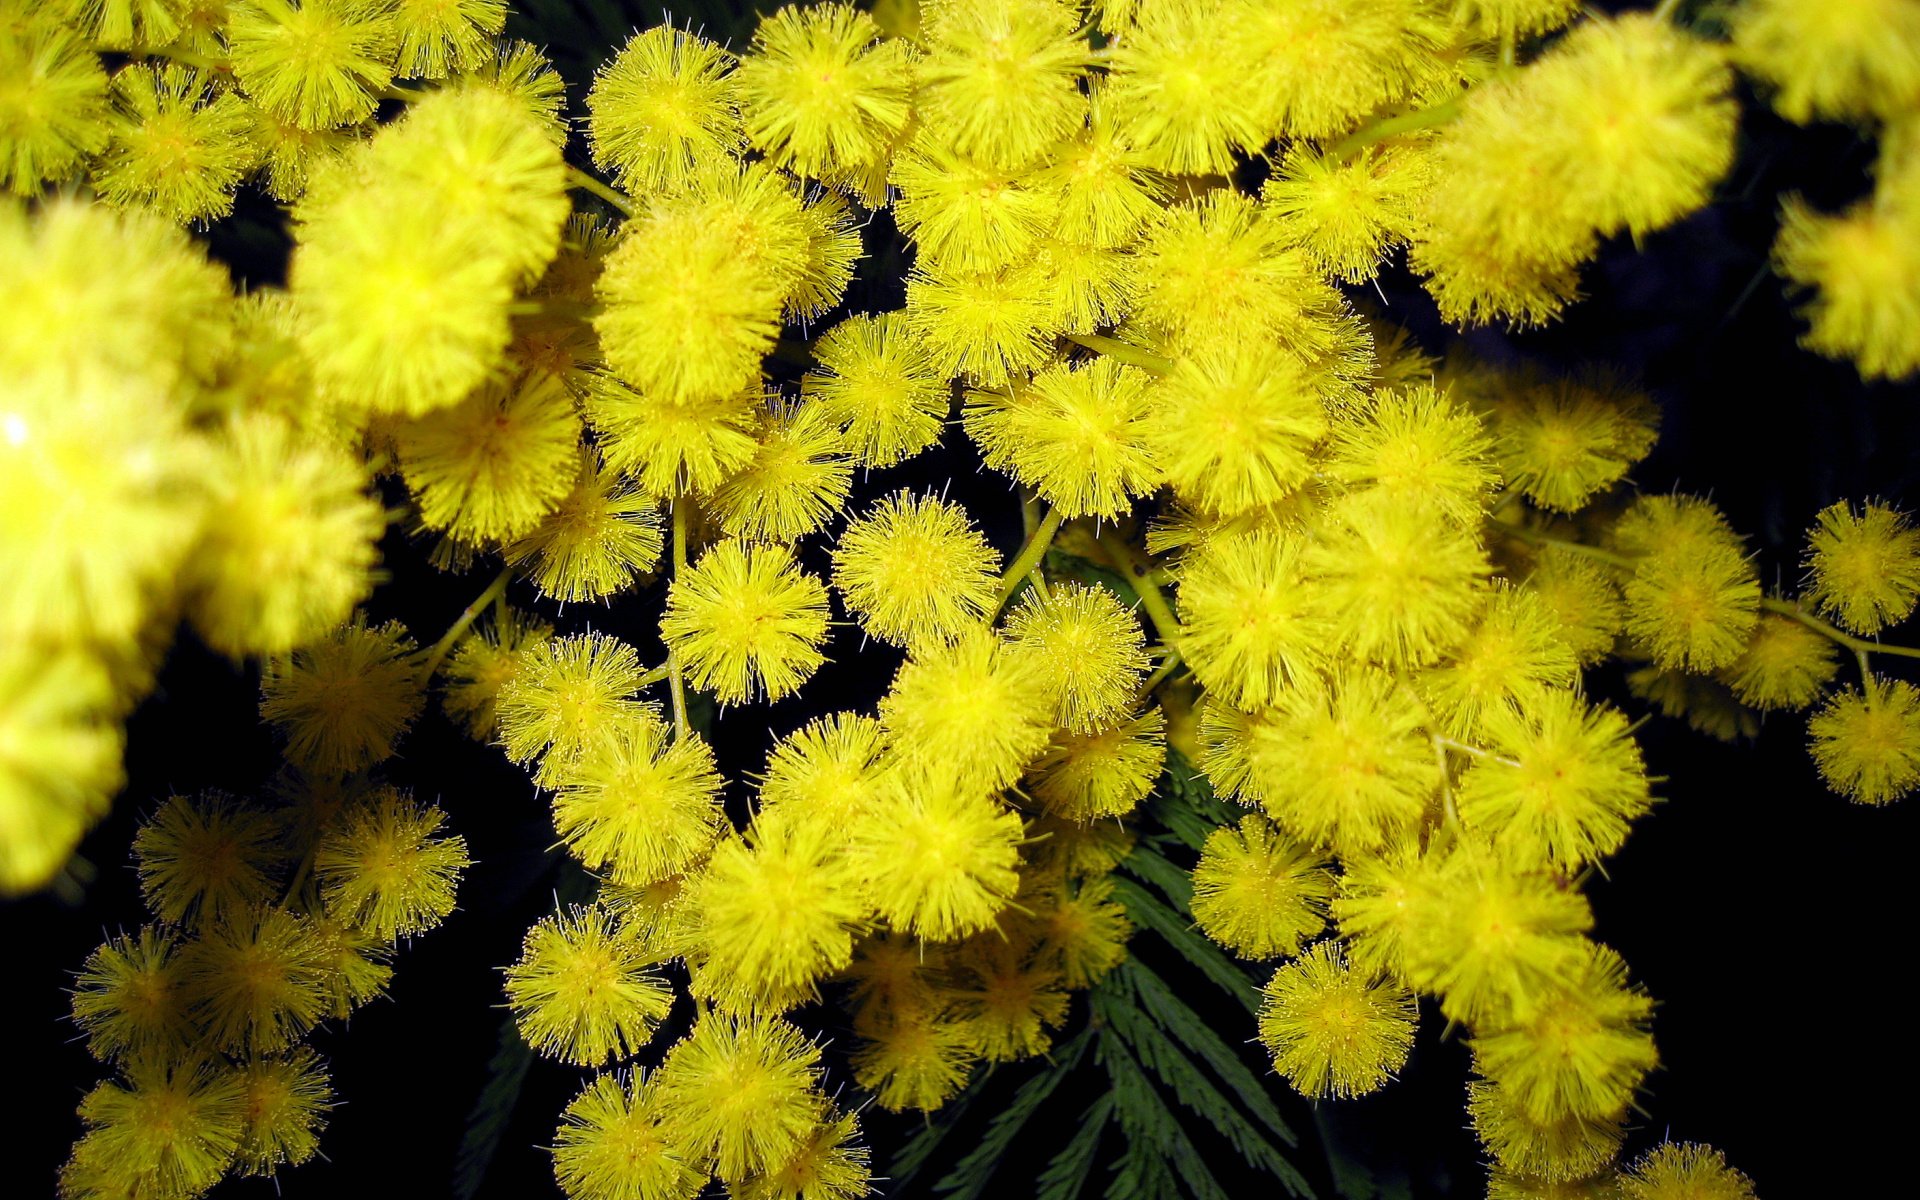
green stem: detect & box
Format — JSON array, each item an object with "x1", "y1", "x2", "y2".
[
  {"x1": 1064, "y1": 332, "x2": 1173, "y2": 376},
  {"x1": 117, "y1": 43, "x2": 228, "y2": 72},
  {"x1": 1652, "y1": 0, "x2": 1684, "y2": 23},
  {"x1": 1136, "y1": 649, "x2": 1183, "y2": 699},
  {"x1": 379, "y1": 82, "x2": 428, "y2": 103},
  {"x1": 1327, "y1": 93, "x2": 1466, "y2": 162},
  {"x1": 419, "y1": 564, "x2": 514, "y2": 681},
  {"x1": 997, "y1": 506, "x2": 1066, "y2": 611},
  {"x1": 636, "y1": 664, "x2": 671, "y2": 690},
  {"x1": 1097, "y1": 531, "x2": 1181, "y2": 647},
  {"x1": 566, "y1": 165, "x2": 635, "y2": 217},
  {"x1": 669, "y1": 501, "x2": 690, "y2": 742},
  {"x1": 1759, "y1": 596, "x2": 1920, "y2": 662},
  {"x1": 1488, "y1": 518, "x2": 1636, "y2": 570}
]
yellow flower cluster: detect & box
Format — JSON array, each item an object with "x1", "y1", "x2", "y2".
[{"x1": 7, "y1": 0, "x2": 1911, "y2": 1197}]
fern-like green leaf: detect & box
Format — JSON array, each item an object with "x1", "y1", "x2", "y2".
[
  {"x1": 936, "y1": 1028, "x2": 1094, "y2": 1199},
  {"x1": 887, "y1": 1069, "x2": 987, "y2": 1192},
  {"x1": 1121, "y1": 958, "x2": 1296, "y2": 1148},
  {"x1": 1109, "y1": 875, "x2": 1260, "y2": 1014},
  {"x1": 1095, "y1": 971, "x2": 1310, "y2": 1197},
  {"x1": 1039, "y1": 1093, "x2": 1114, "y2": 1200},
  {"x1": 1097, "y1": 1032, "x2": 1232, "y2": 1200}
]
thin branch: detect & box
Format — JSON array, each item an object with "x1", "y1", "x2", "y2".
[
  {"x1": 418, "y1": 564, "x2": 514, "y2": 681},
  {"x1": 997, "y1": 506, "x2": 1066, "y2": 612},
  {"x1": 1097, "y1": 531, "x2": 1181, "y2": 647},
  {"x1": 669, "y1": 501, "x2": 690, "y2": 742},
  {"x1": 1759, "y1": 596, "x2": 1920, "y2": 662},
  {"x1": 1064, "y1": 332, "x2": 1173, "y2": 375},
  {"x1": 566, "y1": 165, "x2": 635, "y2": 217}
]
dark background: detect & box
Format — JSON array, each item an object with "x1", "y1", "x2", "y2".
[{"x1": 16, "y1": 2, "x2": 1919, "y2": 1197}]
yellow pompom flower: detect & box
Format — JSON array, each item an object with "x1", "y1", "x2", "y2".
[
  {"x1": 1145, "y1": 338, "x2": 1328, "y2": 517},
  {"x1": 851, "y1": 1003, "x2": 977, "y2": 1112},
  {"x1": 803, "y1": 312, "x2": 951, "y2": 469},
  {"x1": 366, "y1": 83, "x2": 571, "y2": 284},
  {"x1": 1540, "y1": 15, "x2": 1737, "y2": 241},
  {"x1": 915, "y1": 0, "x2": 1088, "y2": 170},
  {"x1": 1103, "y1": 0, "x2": 1266, "y2": 175},
  {"x1": 1775, "y1": 189, "x2": 1920, "y2": 382},
  {"x1": 1241, "y1": 0, "x2": 1445, "y2": 140},
  {"x1": 70, "y1": 926, "x2": 191, "y2": 1063},
  {"x1": 132, "y1": 791, "x2": 284, "y2": 929},
  {"x1": 188, "y1": 412, "x2": 385, "y2": 658},
  {"x1": 688, "y1": 818, "x2": 869, "y2": 1013},
  {"x1": 1178, "y1": 527, "x2": 1327, "y2": 709},
  {"x1": 1623, "y1": 539, "x2": 1760, "y2": 674},
  {"x1": 1031, "y1": 235, "x2": 1136, "y2": 334},
  {"x1": 892, "y1": 144, "x2": 1056, "y2": 274},
  {"x1": 588, "y1": 24, "x2": 741, "y2": 191},
  {"x1": 1468, "y1": 1077, "x2": 1625, "y2": 1184},
  {"x1": 1226, "y1": 668, "x2": 1442, "y2": 855},
  {"x1": 180, "y1": 906, "x2": 333, "y2": 1053},
  {"x1": 1619, "y1": 1142, "x2": 1757, "y2": 1200},
  {"x1": 229, "y1": 0, "x2": 397, "y2": 131},
  {"x1": 1308, "y1": 491, "x2": 1490, "y2": 668},
  {"x1": 505, "y1": 904, "x2": 674, "y2": 1066},
  {"x1": 790, "y1": 190, "x2": 863, "y2": 320},
  {"x1": 0, "y1": 16, "x2": 110, "y2": 193},
  {"x1": 1025, "y1": 708, "x2": 1167, "y2": 822},
  {"x1": 1730, "y1": 0, "x2": 1920, "y2": 125},
  {"x1": 292, "y1": 198, "x2": 515, "y2": 418},
  {"x1": 1258, "y1": 941, "x2": 1417, "y2": 1099},
  {"x1": 507, "y1": 449, "x2": 666, "y2": 604},
  {"x1": 735, "y1": 2, "x2": 913, "y2": 180},
  {"x1": 851, "y1": 772, "x2": 1024, "y2": 940},
  {"x1": 234, "y1": 1048, "x2": 332, "y2": 1176},
  {"x1": 947, "y1": 933, "x2": 1069, "y2": 1062},
  {"x1": 1809, "y1": 676, "x2": 1920, "y2": 804},
  {"x1": 660, "y1": 539, "x2": 830, "y2": 706},
  {"x1": 1040, "y1": 91, "x2": 1171, "y2": 248},
  {"x1": 594, "y1": 207, "x2": 782, "y2": 406},
  {"x1": 1421, "y1": 585, "x2": 1579, "y2": 740},
  {"x1": 585, "y1": 373, "x2": 763, "y2": 499},
  {"x1": 1404, "y1": 844, "x2": 1594, "y2": 1025},
  {"x1": 831, "y1": 490, "x2": 1002, "y2": 650},
  {"x1": 653, "y1": 1013, "x2": 825, "y2": 1183},
  {"x1": 1, "y1": 195, "x2": 230, "y2": 395},
  {"x1": 391, "y1": 0, "x2": 505, "y2": 78},
  {"x1": 1471, "y1": 941, "x2": 1656, "y2": 1125},
  {"x1": 880, "y1": 629, "x2": 1056, "y2": 793},
  {"x1": 1266, "y1": 142, "x2": 1433, "y2": 286},
  {"x1": 69, "y1": 1053, "x2": 245, "y2": 1200},
  {"x1": 472, "y1": 40, "x2": 569, "y2": 146},
  {"x1": 965, "y1": 358, "x2": 1159, "y2": 522},
  {"x1": 1327, "y1": 382, "x2": 1496, "y2": 525},
  {"x1": 551, "y1": 720, "x2": 727, "y2": 885},
  {"x1": 1003, "y1": 583, "x2": 1151, "y2": 734},
  {"x1": 1804, "y1": 500, "x2": 1920, "y2": 634},
  {"x1": 1525, "y1": 547, "x2": 1626, "y2": 669},
  {"x1": 1331, "y1": 840, "x2": 1438, "y2": 983},
  {"x1": 734, "y1": 1105, "x2": 869, "y2": 1200},
  {"x1": 398, "y1": 372, "x2": 581, "y2": 546},
  {"x1": 758, "y1": 711, "x2": 886, "y2": 827},
  {"x1": 552, "y1": 1070, "x2": 705, "y2": 1200},
  {"x1": 260, "y1": 618, "x2": 424, "y2": 775},
  {"x1": 0, "y1": 648, "x2": 124, "y2": 895},
  {"x1": 0, "y1": 380, "x2": 204, "y2": 649},
  {"x1": 315, "y1": 789, "x2": 468, "y2": 941},
  {"x1": 904, "y1": 259, "x2": 1056, "y2": 387},
  {"x1": 494, "y1": 632, "x2": 653, "y2": 779},
  {"x1": 94, "y1": 63, "x2": 254, "y2": 225},
  {"x1": 1134, "y1": 190, "x2": 1345, "y2": 355},
  {"x1": 1718, "y1": 611, "x2": 1839, "y2": 711},
  {"x1": 1487, "y1": 373, "x2": 1660, "y2": 513},
  {"x1": 709, "y1": 401, "x2": 854, "y2": 543},
  {"x1": 1190, "y1": 815, "x2": 1335, "y2": 959}
]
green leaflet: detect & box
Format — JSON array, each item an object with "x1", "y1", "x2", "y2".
[
  {"x1": 1038, "y1": 1093, "x2": 1114, "y2": 1200},
  {"x1": 935, "y1": 1028, "x2": 1095, "y2": 1200}
]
